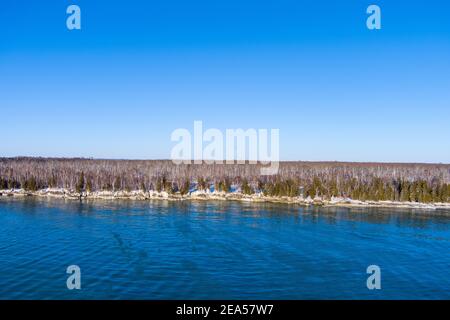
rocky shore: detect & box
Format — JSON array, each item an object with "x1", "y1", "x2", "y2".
[{"x1": 1, "y1": 188, "x2": 450, "y2": 210}]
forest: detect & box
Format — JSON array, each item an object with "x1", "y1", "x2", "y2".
[{"x1": 0, "y1": 157, "x2": 449, "y2": 203}]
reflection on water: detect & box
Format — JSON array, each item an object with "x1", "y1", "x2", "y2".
[{"x1": 0, "y1": 197, "x2": 449, "y2": 299}]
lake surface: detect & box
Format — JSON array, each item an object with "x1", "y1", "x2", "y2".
[{"x1": 0, "y1": 197, "x2": 449, "y2": 299}]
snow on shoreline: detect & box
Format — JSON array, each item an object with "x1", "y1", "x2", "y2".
[{"x1": 0, "y1": 188, "x2": 449, "y2": 210}]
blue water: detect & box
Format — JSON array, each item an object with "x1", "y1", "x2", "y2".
[{"x1": 0, "y1": 197, "x2": 449, "y2": 299}]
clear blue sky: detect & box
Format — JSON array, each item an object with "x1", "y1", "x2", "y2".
[{"x1": 1, "y1": 0, "x2": 449, "y2": 162}]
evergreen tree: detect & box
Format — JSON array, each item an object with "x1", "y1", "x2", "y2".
[
  {"x1": 156, "y1": 178, "x2": 162, "y2": 192},
  {"x1": 48, "y1": 175, "x2": 57, "y2": 188},
  {"x1": 164, "y1": 179, "x2": 173, "y2": 194},
  {"x1": 75, "y1": 172, "x2": 85, "y2": 193},
  {"x1": 86, "y1": 179, "x2": 93, "y2": 193},
  {"x1": 306, "y1": 183, "x2": 316, "y2": 198},
  {"x1": 400, "y1": 180, "x2": 410, "y2": 202},
  {"x1": 329, "y1": 178, "x2": 338, "y2": 198},
  {"x1": 180, "y1": 179, "x2": 190, "y2": 195},
  {"x1": 0, "y1": 178, "x2": 8, "y2": 189},
  {"x1": 103, "y1": 182, "x2": 112, "y2": 191},
  {"x1": 241, "y1": 179, "x2": 252, "y2": 195},
  {"x1": 24, "y1": 176, "x2": 37, "y2": 192},
  {"x1": 113, "y1": 176, "x2": 121, "y2": 191},
  {"x1": 197, "y1": 177, "x2": 207, "y2": 191},
  {"x1": 218, "y1": 178, "x2": 231, "y2": 193}
]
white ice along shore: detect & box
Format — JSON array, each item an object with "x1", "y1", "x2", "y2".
[
  {"x1": 171, "y1": 121, "x2": 280, "y2": 175},
  {"x1": 1, "y1": 188, "x2": 449, "y2": 210}
]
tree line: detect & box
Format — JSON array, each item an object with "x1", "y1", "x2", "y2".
[{"x1": 0, "y1": 157, "x2": 449, "y2": 203}]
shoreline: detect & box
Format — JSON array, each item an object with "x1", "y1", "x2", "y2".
[{"x1": 1, "y1": 188, "x2": 449, "y2": 210}]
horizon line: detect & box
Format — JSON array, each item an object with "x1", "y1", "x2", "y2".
[{"x1": 1, "y1": 156, "x2": 449, "y2": 166}]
